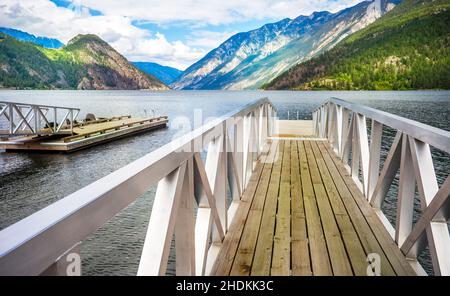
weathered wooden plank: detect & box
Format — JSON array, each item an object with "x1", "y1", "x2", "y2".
[
  {"x1": 304, "y1": 141, "x2": 353, "y2": 275},
  {"x1": 230, "y1": 141, "x2": 279, "y2": 275},
  {"x1": 321, "y1": 141, "x2": 416, "y2": 276},
  {"x1": 298, "y1": 141, "x2": 332, "y2": 275},
  {"x1": 310, "y1": 141, "x2": 367, "y2": 276},
  {"x1": 251, "y1": 141, "x2": 284, "y2": 275},
  {"x1": 211, "y1": 145, "x2": 272, "y2": 275},
  {"x1": 271, "y1": 141, "x2": 291, "y2": 275},
  {"x1": 274, "y1": 120, "x2": 314, "y2": 137},
  {"x1": 290, "y1": 141, "x2": 311, "y2": 276},
  {"x1": 316, "y1": 141, "x2": 396, "y2": 276},
  {"x1": 216, "y1": 136, "x2": 417, "y2": 277}
]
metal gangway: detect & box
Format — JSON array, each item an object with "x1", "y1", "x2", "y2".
[
  {"x1": 0, "y1": 101, "x2": 80, "y2": 136},
  {"x1": 0, "y1": 97, "x2": 448, "y2": 276}
]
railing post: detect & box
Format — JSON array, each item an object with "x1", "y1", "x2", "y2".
[
  {"x1": 271, "y1": 104, "x2": 277, "y2": 137},
  {"x1": 355, "y1": 113, "x2": 370, "y2": 196},
  {"x1": 350, "y1": 114, "x2": 360, "y2": 180},
  {"x1": 396, "y1": 135, "x2": 416, "y2": 245},
  {"x1": 205, "y1": 132, "x2": 227, "y2": 241},
  {"x1": 9, "y1": 103, "x2": 14, "y2": 134},
  {"x1": 221, "y1": 123, "x2": 228, "y2": 231},
  {"x1": 243, "y1": 112, "x2": 253, "y2": 188},
  {"x1": 335, "y1": 105, "x2": 343, "y2": 154},
  {"x1": 175, "y1": 158, "x2": 196, "y2": 275},
  {"x1": 368, "y1": 120, "x2": 382, "y2": 200},
  {"x1": 312, "y1": 111, "x2": 317, "y2": 136},
  {"x1": 54, "y1": 107, "x2": 57, "y2": 133},
  {"x1": 258, "y1": 104, "x2": 265, "y2": 154},
  {"x1": 251, "y1": 111, "x2": 258, "y2": 170},
  {"x1": 138, "y1": 163, "x2": 187, "y2": 276},
  {"x1": 263, "y1": 103, "x2": 268, "y2": 144},
  {"x1": 320, "y1": 106, "x2": 325, "y2": 138},
  {"x1": 340, "y1": 108, "x2": 351, "y2": 159},
  {"x1": 70, "y1": 110, "x2": 74, "y2": 134},
  {"x1": 235, "y1": 117, "x2": 244, "y2": 195},
  {"x1": 255, "y1": 107, "x2": 261, "y2": 158},
  {"x1": 327, "y1": 102, "x2": 334, "y2": 141},
  {"x1": 227, "y1": 126, "x2": 241, "y2": 202}
]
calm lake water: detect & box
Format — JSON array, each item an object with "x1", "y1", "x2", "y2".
[{"x1": 0, "y1": 90, "x2": 449, "y2": 275}]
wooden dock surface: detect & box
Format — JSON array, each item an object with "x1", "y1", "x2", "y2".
[
  {"x1": 274, "y1": 120, "x2": 314, "y2": 138},
  {"x1": 211, "y1": 139, "x2": 416, "y2": 276},
  {"x1": 0, "y1": 116, "x2": 168, "y2": 152}
]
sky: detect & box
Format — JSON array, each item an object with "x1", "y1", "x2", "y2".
[{"x1": 0, "y1": 0, "x2": 362, "y2": 70}]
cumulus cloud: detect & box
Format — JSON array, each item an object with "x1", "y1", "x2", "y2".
[
  {"x1": 124, "y1": 33, "x2": 206, "y2": 69},
  {"x1": 186, "y1": 30, "x2": 238, "y2": 49},
  {"x1": 0, "y1": 0, "x2": 364, "y2": 69},
  {"x1": 0, "y1": 0, "x2": 206, "y2": 69},
  {"x1": 71, "y1": 0, "x2": 363, "y2": 24}
]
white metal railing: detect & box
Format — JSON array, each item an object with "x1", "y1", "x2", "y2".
[
  {"x1": 0, "y1": 101, "x2": 80, "y2": 136},
  {"x1": 0, "y1": 98, "x2": 276, "y2": 276},
  {"x1": 313, "y1": 97, "x2": 450, "y2": 276}
]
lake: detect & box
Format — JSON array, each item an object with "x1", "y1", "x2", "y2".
[{"x1": 0, "y1": 90, "x2": 449, "y2": 275}]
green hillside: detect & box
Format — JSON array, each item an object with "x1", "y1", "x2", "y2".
[
  {"x1": 0, "y1": 33, "x2": 167, "y2": 90},
  {"x1": 0, "y1": 33, "x2": 82, "y2": 88},
  {"x1": 266, "y1": 0, "x2": 450, "y2": 90}
]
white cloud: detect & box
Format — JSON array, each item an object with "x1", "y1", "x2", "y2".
[
  {"x1": 71, "y1": 0, "x2": 363, "y2": 24},
  {"x1": 0, "y1": 0, "x2": 206, "y2": 69},
  {"x1": 186, "y1": 30, "x2": 237, "y2": 49},
  {"x1": 125, "y1": 33, "x2": 206, "y2": 69},
  {"x1": 0, "y1": 0, "x2": 364, "y2": 69}
]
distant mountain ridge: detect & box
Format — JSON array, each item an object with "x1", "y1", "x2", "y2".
[
  {"x1": 266, "y1": 0, "x2": 450, "y2": 90},
  {"x1": 172, "y1": 0, "x2": 400, "y2": 90},
  {"x1": 0, "y1": 33, "x2": 168, "y2": 90},
  {"x1": 0, "y1": 27, "x2": 64, "y2": 49},
  {"x1": 132, "y1": 62, "x2": 182, "y2": 85}
]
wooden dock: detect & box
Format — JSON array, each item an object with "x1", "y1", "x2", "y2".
[
  {"x1": 1, "y1": 98, "x2": 448, "y2": 276},
  {"x1": 212, "y1": 138, "x2": 416, "y2": 276},
  {"x1": 0, "y1": 115, "x2": 168, "y2": 152}
]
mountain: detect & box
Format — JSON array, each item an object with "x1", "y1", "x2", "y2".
[
  {"x1": 132, "y1": 62, "x2": 182, "y2": 85},
  {"x1": 266, "y1": 0, "x2": 450, "y2": 90},
  {"x1": 0, "y1": 27, "x2": 64, "y2": 49},
  {"x1": 172, "y1": 0, "x2": 400, "y2": 90},
  {"x1": 0, "y1": 33, "x2": 168, "y2": 90}
]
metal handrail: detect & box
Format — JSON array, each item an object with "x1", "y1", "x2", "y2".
[
  {"x1": 314, "y1": 98, "x2": 450, "y2": 153},
  {"x1": 0, "y1": 101, "x2": 80, "y2": 135},
  {"x1": 313, "y1": 98, "x2": 450, "y2": 276},
  {"x1": 0, "y1": 98, "x2": 277, "y2": 276},
  {"x1": 0, "y1": 101, "x2": 80, "y2": 111}
]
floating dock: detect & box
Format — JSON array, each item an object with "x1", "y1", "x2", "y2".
[
  {"x1": 0, "y1": 101, "x2": 168, "y2": 152},
  {"x1": 0, "y1": 115, "x2": 168, "y2": 152}
]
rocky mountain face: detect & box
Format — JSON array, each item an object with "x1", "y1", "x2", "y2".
[
  {"x1": 0, "y1": 33, "x2": 168, "y2": 90},
  {"x1": 172, "y1": 0, "x2": 400, "y2": 90},
  {"x1": 66, "y1": 34, "x2": 168, "y2": 90}
]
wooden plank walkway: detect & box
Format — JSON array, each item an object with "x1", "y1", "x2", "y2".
[
  {"x1": 211, "y1": 139, "x2": 417, "y2": 276},
  {"x1": 273, "y1": 120, "x2": 314, "y2": 138}
]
